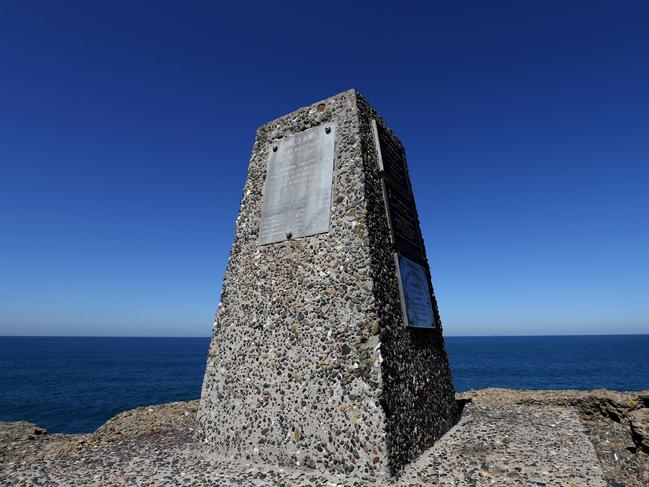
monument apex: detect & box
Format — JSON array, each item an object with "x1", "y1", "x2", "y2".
[{"x1": 197, "y1": 89, "x2": 458, "y2": 479}]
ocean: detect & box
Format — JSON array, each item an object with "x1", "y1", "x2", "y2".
[{"x1": 0, "y1": 335, "x2": 647, "y2": 434}]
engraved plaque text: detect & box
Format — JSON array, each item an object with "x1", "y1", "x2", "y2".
[
  {"x1": 258, "y1": 124, "x2": 336, "y2": 245},
  {"x1": 385, "y1": 186, "x2": 425, "y2": 259},
  {"x1": 374, "y1": 121, "x2": 425, "y2": 260}
]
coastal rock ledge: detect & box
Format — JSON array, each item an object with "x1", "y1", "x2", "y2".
[{"x1": 1, "y1": 389, "x2": 647, "y2": 486}]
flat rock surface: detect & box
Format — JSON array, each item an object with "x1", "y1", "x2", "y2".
[
  {"x1": 400, "y1": 404, "x2": 606, "y2": 486},
  {"x1": 2, "y1": 389, "x2": 648, "y2": 486},
  {"x1": 460, "y1": 388, "x2": 649, "y2": 486}
]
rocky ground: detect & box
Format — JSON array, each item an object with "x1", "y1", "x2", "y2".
[
  {"x1": 458, "y1": 389, "x2": 649, "y2": 486},
  {"x1": 1, "y1": 389, "x2": 647, "y2": 486}
]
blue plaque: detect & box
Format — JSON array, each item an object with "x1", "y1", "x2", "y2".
[{"x1": 396, "y1": 254, "x2": 435, "y2": 328}]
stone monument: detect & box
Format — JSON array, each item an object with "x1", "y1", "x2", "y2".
[{"x1": 197, "y1": 90, "x2": 458, "y2": 479}]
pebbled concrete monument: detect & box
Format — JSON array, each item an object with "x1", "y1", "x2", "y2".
[{"x1": 197, "y1": 90, "x2": 458, "y2": 479}]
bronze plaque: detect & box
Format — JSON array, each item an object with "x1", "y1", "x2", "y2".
[
  {"x1": 374, "y1": 121, "x2": 425, "y2": 260},
  {"x1": 385, "y1": 186, "x2": 425, "y2": 259}
]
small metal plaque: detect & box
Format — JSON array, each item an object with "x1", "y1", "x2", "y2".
[
  {"x1": 396, "y1": 253, "x2": 435, "y2": 328},
  {"x1": 258, "y1": 124, "x2": 336, "y2": 245}
]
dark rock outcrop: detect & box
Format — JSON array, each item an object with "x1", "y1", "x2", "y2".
[{"x1": 629, "y1": 408, "x2": 649, "y2": 453}]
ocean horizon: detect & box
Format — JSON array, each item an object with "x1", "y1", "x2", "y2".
[{"x1": 1, "y1": 334, "x2": 648, "y2": 434}]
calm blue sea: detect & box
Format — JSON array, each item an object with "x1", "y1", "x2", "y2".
[{"x1": 1, "y1": 335, "x2": 647, "y2": 434}]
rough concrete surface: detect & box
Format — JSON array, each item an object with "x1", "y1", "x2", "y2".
[
  {"x1": 3, "y1": 389, "x2": 648, "y2": 486},
  {"x1": 198, "y1": 89, "x2": 457, "y2": 478}
]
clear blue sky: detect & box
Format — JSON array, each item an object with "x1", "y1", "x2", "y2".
[{"x1": 1, "y1": 1, "x2": 647, "y2": 337}]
